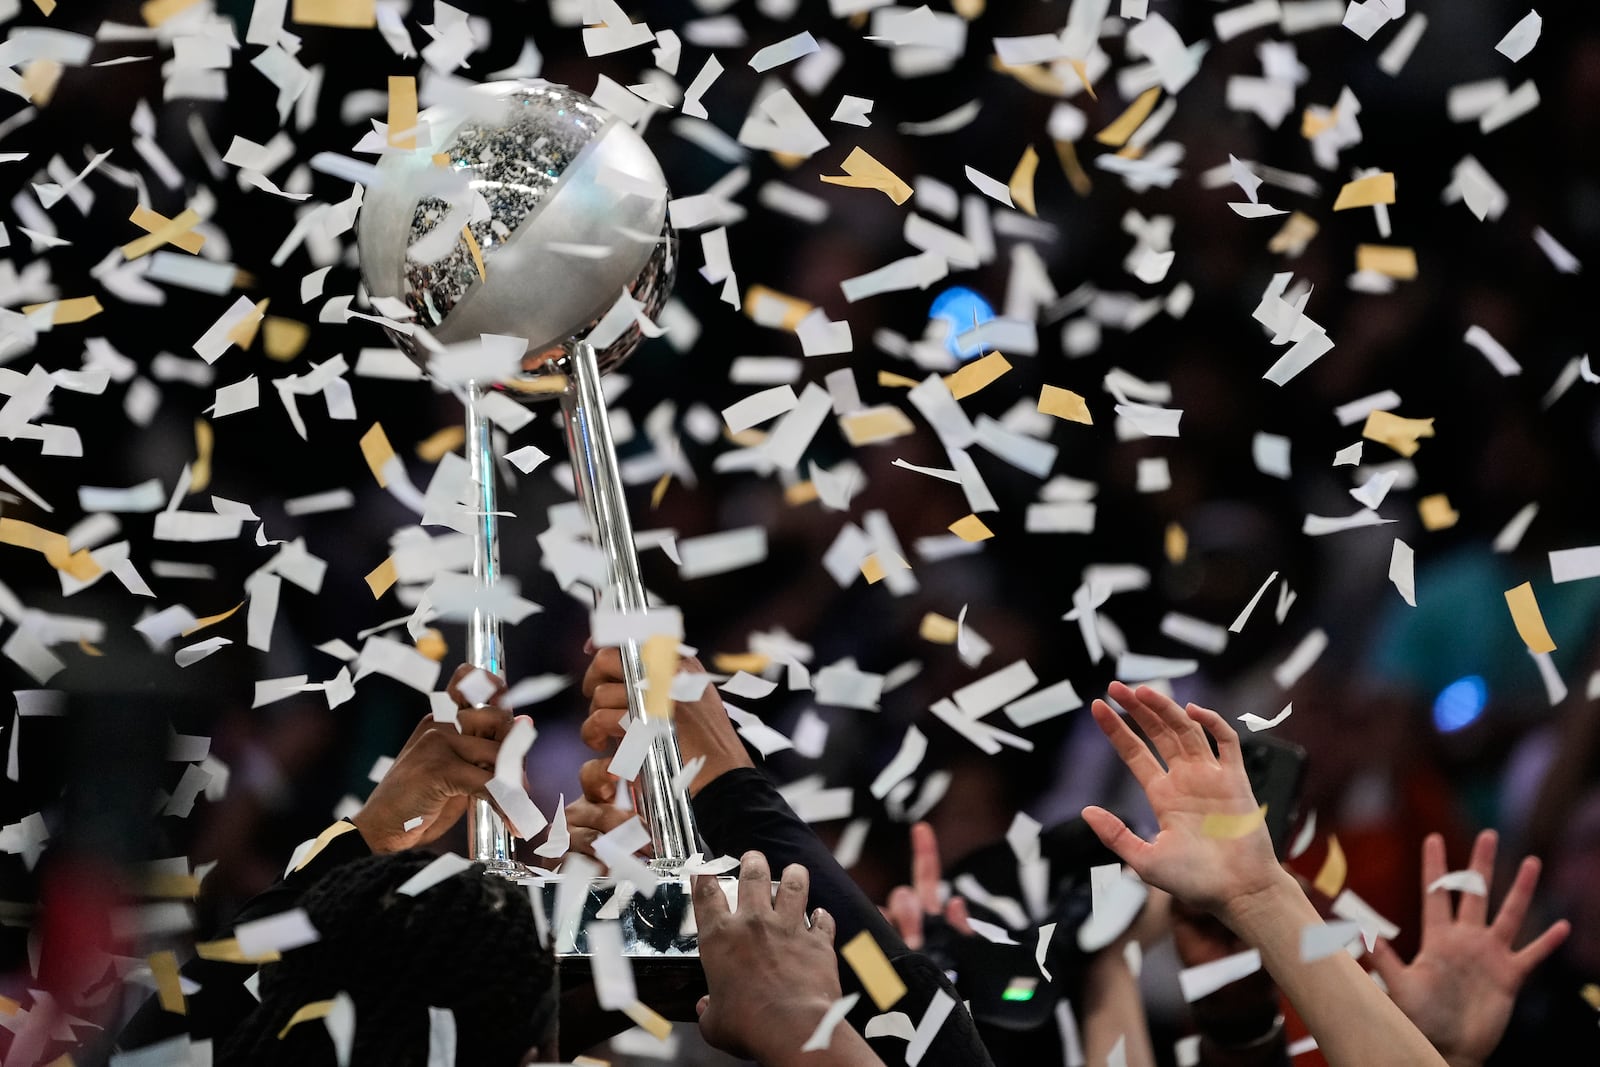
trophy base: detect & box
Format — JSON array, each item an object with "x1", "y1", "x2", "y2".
[
  {"x1": 481, "y1": 857, "x2": 535, "y2": 880},
  {"x1": 531, "y1": 875, "x2": 741, "y2": 958}
]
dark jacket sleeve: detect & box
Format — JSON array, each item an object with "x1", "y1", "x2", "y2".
[
  {"x1": 691, "y1": 768, "x2": 994, "y2": 1067},
  {"x1": 116, "y1": 824, "x2": 372, "y2": 1050}
]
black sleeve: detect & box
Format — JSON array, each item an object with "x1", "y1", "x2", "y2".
[
  {"x1": 691, "y1": 768, "x2": 994, "y2": 1067},
  {"x1": 116, "y1": 825, "x2": 373, "y2": 1051}
]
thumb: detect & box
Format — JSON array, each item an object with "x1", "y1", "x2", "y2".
[
  {"x1": 1368, "y1": 938, "x2": 1404, "y2": 987},
  {"x1": 695, "y1": 994, "x2": 709, "y2": 1018},
  {"x1": 1081, "y1": 805, "x2": 1151, "y2": 874}
]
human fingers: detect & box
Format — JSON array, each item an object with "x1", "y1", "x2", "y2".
[
  {"x1": 1135, "y1": 684, "x2": 1214, "y2": 762},
  {"x1": 1420, "y1": 832, "x2": 1451, "y2": 931},
  {"x1": 810, "y1": 907, "x2": 836, "y2": 946},
  {"x1": 564, "y1": 797, "x2": 631, "y2": 837},
  {"x1": 578, "y1": 757, "x2": 619, "y2": 804},
  {"x1": 432, "y1": 729, "x2": 503, "y2": 772},
  {"x1": 1457, "y1": 829, "x2": 1498, "y2": 926},
  {"x1": 693, "y1": 873, "x2": 730, "y2": 934},
  {"x1": 1090, "y1": 699, "x2": 1165, "y2": 790},
  {"x1": 1188, "y1": 703, "x2": 1242, "y2": 769},
  {"x1": 944, "y1": 895, "x2": 974, "y2": 937},
  {"x1": 456, "y1": 706, "x2": 514, "y2": 741},
  {"x1": 886, "y1": 886, "x2": 924, "y2": 950},
  {"x1": 582, "y1": 648, "x2": 624, "y2": 699},
  {"x1": 1082, "y1": 805, "x2": 1155, "y2": 881},
  {"x1": 1512, "y1": 918, "x2": 1571, "y2": 976},
  {"x1": 737, "y1": 851, "x2": 772, "y2": 914},
  {"x1": 1368, "y1": 938, "x2": 1407, "y2": 989},
  {"x1": 1490, "y1": 854, "x2": 1543, "y2": 946},
  {"x1": 910, "y1": 821, "x2": 943, "y2": 914},
  {"x1": 580, "y1": 703, "x2": 628, "y2": 753},
  {"x1": 1108, "y1": 682, "x2": 1186, "y2": 767},
  {"x1": 774, "y1": 863, "x2": 810, "y2": 924}
]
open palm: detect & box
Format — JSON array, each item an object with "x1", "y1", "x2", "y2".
[{"x1": 1371, "y1": 830, "x2": 1570, "y2": 1067}]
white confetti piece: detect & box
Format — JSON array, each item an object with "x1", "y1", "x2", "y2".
[
  {"x1": 801, "y1": 993, "x2": 860, "y2": 1051},
  {"x1": 1389, "y1": 538, "x2": 1416, "y2": 606},
  {"x1": 1178, "y1": 948, "x2": 1263, "y2": 1002},
  {"x1": 1495, "y1": 10, "x2": 1541, "y2": 62}
]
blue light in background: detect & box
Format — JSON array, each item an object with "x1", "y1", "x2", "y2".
[
  {"x1": 928, "y1": 286, "x2": 995, "y2": 361},
  {"x1": 1433, "y1": 675, "x2": 1488, "y2": 733}
]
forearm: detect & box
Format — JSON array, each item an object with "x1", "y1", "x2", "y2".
[
  {"x1": 1082, "y1": 951, "x2": 1157, "y2": 1067},
  {"x1": 1222, "y1": 873, "x2": 1446, "y2": 1067},
  {"x1": 755, "y1": 1016, "x2": 886, "y2": 1067}
]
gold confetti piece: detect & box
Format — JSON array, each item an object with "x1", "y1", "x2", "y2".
[
  {"x1": 149, "y1": 950, "x2": 186, "y2": 1014},
  {"x1": 643, "y1": 633, "x2": 678, "y2": 719},
  {"x1": 182, "y1": 602, "x2": 243, "y2": 637},
  {"x1": 841, "y1": 931, "x2": 907, "y2": 1011},
  {"x1": 432, "y1": 153, "x2": 451, "y2": 167},
  {"x1": 365, "y1": 557, "x2": 398, "y2": 598},
  {"x1": 42, "y1": 1056, "x2": 73, "y2": 1067},
  {"x1": 1505, "y1": 582, "x2": 1557, "y2": 654},
  {"x1": 1039, "y1": 384, "x2": 1091, "y2": 424},
  {"x1": 195, "y1": 938, "x2": 280, "y2": 965},
  {"x1": 713, "y1": 653, "x2": 771, "y2": 675},
  {"x1": 1008, "y1": 145, "x2": 1040, "y2": 217},
  {"x1": 743, "y1": 285, "x2": 814, "y2": 331},
  {"x1": 190, "y1": 419, "x2": 213, "y2": 493},
  {"x1": 123, "y1": 207, "x2": 204, "y2": 259},
  {"x1": 263, "y1": 317, "x2": 308, "y2": 361},
  {"x1": 225, "y1": 298, "x2": 269, "y2": 349},
  {"x1": 819, "y1": 147, "x2": 913, "y2": 205},
  {"x1": 386, "y1": 75, "x2": 418, "y2": 151},
  {"x1": 572, "y1": 1058, "x2": 610, "y2": 1066},
  {"x1": 1418, "y1": 494, "x2": 1459, "y2": 531},
  {"x1": 1580, "y1": 983, "x2": 1600, "y2": 1011},
  {"x1": 621, "y1": 1000, "x2": 672, "y2": 1041},
  {"x1": 292, "y1": 0, "x2": 377, "y2": 27},
  {"x1": 1053, "y1": 139, "x2": 1093, "y2": 197},
  {"x1": 141, "y1": 0, "x2": 202, "y2": 26},
  {"x1": 861, "y1": 554, "x2": 909, "y2": 585},
  {"x1": 944, "y1": 351, "x2": 1012, "y2": 399},
  {"x1": 462, "y1": 227, "x2": 487, "y2": 282},
  {"x1": 278, "y1": 998, "x2": 334, "y2": 1039},
  {"x1": 1362, "y1": 410, "x2": 1434, "y2": 458},
  {"x1": 21, "y1": 296, "x2": 103, "y2": 325},
  {"x1": 0, "y1": 995, "x2": 18, "y2": 1014},
  {"x1": 20, "y1": 59, "x2": 62, "y2": 106},
  {"x1": 1313, "y1": 834, "x2": 1347, "y2": 898},
  {"x1": 1268, "y1": 212, "x2": 1319, "y2": 256},
  {"x1": 784, "y1": 481, "x2": 818, "y2": 506},
  {"x1": 32, "y1": 0, "x2": 55, "y2": 16},
  {"x1": 953, "y1": 0, "x2": 984, "y2": 16},
  {"x1": 1200, "y1": 804, "x2": 1268, "y2": 840},
  {"x1": 1332, "y1": 172, "x2": 1396, "y2": 211},
  {"x1": 1096, "y1": 87, "x2": 1161, "y2": 148},
  {"x1": 650, "y1": 472, "x2": 672, "y2": 508},
  {"x1": 920, "y1": 613, "x2": 959, "y2": 644},
  {"x1": 1356, "y1": 244, "x2": 1418, "y2": 280},
  {"x1": 0, "y1": 519, "x2": 101, "y2": 581},
  {"x1": 416, "y1": 630, "x2": 447, "y2": 661},
  {"x1": 1301, "y1": 108, "x2": 1337, "y2": 139},
  {"x1": 1069, "y1": 58, "x2": 1097, "y2": 100},
  {"x1": 840, "y1": 406, "x2": 915, "y2": 446},
  {"x1": 877, "y1": 371, "x2": 919, "y2": 388},
  {"x1": 948, "y1": 514, "x2": 994, "y2": 542},
  {"x1": 144, "y1": 872, "x2": 201, "y2": 898},
  {"x1": 78, "y1": 639, "x2": 103, "y2": 657},
  {"x1": 292, "y1": 820, "x2": 359, "y2": 873},
  {"x1": 415, "y1": 425, "x2": 466, "y2": 463},
  {"x1": 360, "y1": 423, "x2": 396, "y2": 487},
  {"x1": 502, "y1": 374, "x2": 569, "y2": 395}
]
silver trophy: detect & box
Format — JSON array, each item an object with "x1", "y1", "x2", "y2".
[{"x1": 356, "y1": 82, "x2": 714, "y2": 963}]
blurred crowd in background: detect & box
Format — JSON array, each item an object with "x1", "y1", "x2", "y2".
[{"x1": 1, "y1": 0, "x2": 1598, "y2": 1063}]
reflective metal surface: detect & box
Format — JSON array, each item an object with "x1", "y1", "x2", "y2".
[
  {"x1": 561, "y1": 342, "x2": 700, "y2": 870},
  {"x1": 356, "y1": 80, "x2": 676, "y2": 381}
]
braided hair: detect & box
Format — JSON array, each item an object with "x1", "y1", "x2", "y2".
[{"x1": 216, "y1": 851, "x2": 556, "y2": 1066}]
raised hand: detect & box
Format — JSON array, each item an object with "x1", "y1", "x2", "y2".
[
  {"x1": 1081, "y1": 682, "x2": 1283, "y2": 914},
  {"x1": 577, "y1": 645, "x2": 752, "y2": 807},
  {"x1": 1369, "y1": 830, "x2": 1571, "y2": 1067},
  {"x1": 350, "y1": 665, "x2": 522, "y2": 854},
  {"x1": 883, "y1": 821, "x2": 972, "y2": 951},
  {"x1": 694, "y1": 852, "x2": 882, "y2": 1065}
]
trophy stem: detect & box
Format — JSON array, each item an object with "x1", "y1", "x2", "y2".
[
  {"x1": 465, "y1": 381, "x2": 525, "y2": 879},
  {"x1": 560, "y1": 341, "x2": 701, "y2": 871}
]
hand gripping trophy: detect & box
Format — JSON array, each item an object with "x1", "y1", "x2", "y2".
[{"x1": 356, "y1": 80, "x2": 714, "y2": 969}]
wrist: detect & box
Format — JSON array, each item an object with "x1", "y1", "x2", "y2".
[
  {"x1": 742, "y1": 996, "x2": 838, "y2": 1063},
  {"x1": 349, "y1": 810, "x2": 400, "y2": 854},
  {"x1": 1215, "y1": 867, "x2": 1305, "y2": 942}
]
